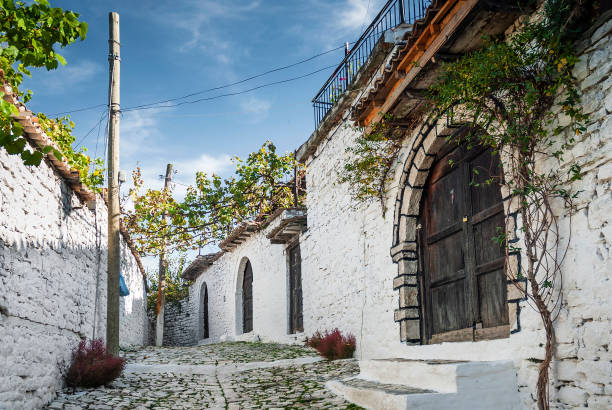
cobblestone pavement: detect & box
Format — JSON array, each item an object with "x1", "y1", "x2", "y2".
[
  {"x1": 121, "y1": 342, "x2": 318, "y2": 365},
  {"x1": 46, "y1": 342, "x2": 361, "y2": 409}
]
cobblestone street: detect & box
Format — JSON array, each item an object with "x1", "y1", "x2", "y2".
[{"x1": 46, "y1": 342, "x2": 361, "y2": 409}]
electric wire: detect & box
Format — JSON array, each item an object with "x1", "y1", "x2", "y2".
[
  {"x1": 73, "y1": 111, "x2": 107, "y2": 149},
  {"x1": 122, "y1": 44, "x2": 348, "y2": 112},
  {"x1": 50, "y1": 43, "x2": 351, "y2": 116},
  {"x1": 50, "y1": 103, "x2": 107, "y2": 117},
  {"x1": 121, "y1": 64, "x2": 337, "y2": 113}
]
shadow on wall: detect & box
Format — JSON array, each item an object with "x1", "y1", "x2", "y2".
[{"x1": 0, "y1": 236, "x2": 147, "y2": 409}]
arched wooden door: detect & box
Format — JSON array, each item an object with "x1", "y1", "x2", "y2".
[
  {"x1": 242, "y1": 260, "x2": 253, "y2": 333},
  {"x1": 420, "y1": 142, "x2": 509, "y2": 343},
  {"x1": 288, "y1": 244, "x2": 303, "y2": 334},
  {"x1": 200, "y1": 283, "x2": 209, "y2": 339}
]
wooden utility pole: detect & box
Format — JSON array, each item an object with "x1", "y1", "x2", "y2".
[
  {"x1": 155, "y1": 163, "x2": 173, "y2": 346},
  {"x1": 107, "y1": 11, "x2": 121, "y2": 355}
]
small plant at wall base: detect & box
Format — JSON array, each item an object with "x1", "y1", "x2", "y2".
[
  {"x1": 307, "y1": 329, "x2": 356, "y2": 360},
  {"x1": 65, "y1": 339, "x2": 125, "y2": 389}
]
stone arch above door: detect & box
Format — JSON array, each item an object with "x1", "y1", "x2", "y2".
[{"x1": 390, "y1": 115, "x2": 525, "y2": 344}]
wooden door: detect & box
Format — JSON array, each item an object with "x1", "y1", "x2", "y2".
[
  {"x1": 420, "y1": 142, "x2": 508, "y2": 343},
  {"x1": 242, "y1": 260, "x2": 253, "y2": 333},
  {"x1": 288, "y1": 244, "x2": 303, "y2": 333},
  {"x1": 201, "y1": 284, "x2": 209, "y2": 339}
]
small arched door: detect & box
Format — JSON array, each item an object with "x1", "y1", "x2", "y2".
[
  {"x1": 242, "y1": 260, "x2": 253, "y2": 333},
  {"x1": 200, "y1": 283, "x2": 209, "y2": 339},
  {"x1": 420, "y1": 141, "x2": 509, "y2": 343}
]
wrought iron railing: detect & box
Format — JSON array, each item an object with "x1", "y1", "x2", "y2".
[{"x1": 312, "y1": 0, "x2": 432, "y2": 129}]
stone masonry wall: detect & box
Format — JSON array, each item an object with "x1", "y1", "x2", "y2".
[
  {"x1": 0, "y1": 148, "x2": 148, "y2": 410},
  {"x1": 172, "y1": 13, "x2": 612, "y2": 409},
  {"x1": 163, "y1": 297, "x2": 196, "y2": 346}
]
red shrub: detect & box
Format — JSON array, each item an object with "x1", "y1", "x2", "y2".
[
  {"x1": 307, "y1": 329, "x2": 356, "y2": 360},
  {"x1": 65, "y1": 339, "x2": 126, "y2": 388}
]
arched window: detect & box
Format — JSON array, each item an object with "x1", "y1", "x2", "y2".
[
  {"x1": 419, "y1": 141, "x2": 509, "y2": 343},
  {"x1": 199, "y1": 282, "x2": 209, "y2": 339}
]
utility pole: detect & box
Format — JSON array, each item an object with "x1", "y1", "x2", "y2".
[
  {"x1": 155, "y1": 163, "x2": 173, "y2": 346},
  {"x1": 107, "y1": 11, "x2": 121, "y2": 355}
]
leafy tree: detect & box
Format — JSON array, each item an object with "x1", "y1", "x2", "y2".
[
  {"x1": 0, "y1": 0, "x2": 87, "y2": 165},
  {"x1": 146, "y1": 254, "x2": 191, "y2": 313},
  {"x1": 124, "y1": 141, "x2": 303, "y2": 256}
]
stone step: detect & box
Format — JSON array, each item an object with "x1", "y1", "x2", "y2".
[
  {"x1": 359, "y1": 359, "x2": 464, "y2": 393},
  {"x1": 327, "y1": 359, "x2": 521, "y2": 410},
  {"x1": 326, "y1": 377, "x2": 446, "y2": 410}
]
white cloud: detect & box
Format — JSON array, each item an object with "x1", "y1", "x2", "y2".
[
  {"x1": 37, "y1": 60, "x2": 102, "y2": 92},
  {"x1": 337, "y1": 0, "x2": 375, "y2": 30},
  {"x1": 149, "y1": 0, "x2": 260, "y2": 55},
  {"x1": 240, "y1": 96, "x2": 271, "y2": 117},
  {"x1": 170, "y1": 153, "x2": 234, "y2": 199}
]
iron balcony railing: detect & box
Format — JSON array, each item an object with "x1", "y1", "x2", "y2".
[{"x1": 312, "y1": 0, "x2": 432, "y2": 129}]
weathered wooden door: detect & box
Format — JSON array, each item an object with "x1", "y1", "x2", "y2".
[
  {"x1": 242, "y1": 260, "x2": 253, "y2": 333},
  {"x1": 201, "y1": 283, "x2": 209, "y2": 339},
  {"x1": 420, "y1": 142, "x2": 508, "y2": 343},
  {"x1": 288, "y1": 244, "x2": 303, "y2": 334}
]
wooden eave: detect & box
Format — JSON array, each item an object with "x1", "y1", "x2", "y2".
[
  {"x1": 1, "y1": 78, "x2": 96, "y2": 204},
  {"x1": 218, "y1": 221, "x2": 261, "y2": 251},
  {"x1": 181, "y1": 252, "x2": 222, "y2": 281},
  {"x1": 352, "y1": 0, "x2": 527, "y2": 127},
  {"x1": 265, "y1": 208, "x2": 307, "y2": 245}
]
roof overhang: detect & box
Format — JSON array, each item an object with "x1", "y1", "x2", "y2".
[
  {"x1": 181, "y1": 252, "x2": 223, "y2": 281},
  {"x1": 265, "y1": 208, "x2": 307, "y2": 245},
  {"x1": 352, "y1": 0, "x2": 528, "y2": 128}
]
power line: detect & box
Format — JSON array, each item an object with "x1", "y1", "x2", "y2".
[
  {"x1": 50, "y1": 104, "x2": 107, "y2": 117},
  {"x1": 122, "y1": 64, "x2": 337, "y2": 113},
  {"x1": 50, "y1": 44, "x2": 349, "y2": 116},
  {"x1": 74, "y1": 111, "x2": 108, "y2": 149},
  {"x1": 123, "y1": 44, "x2": 348, "y2": 112}
]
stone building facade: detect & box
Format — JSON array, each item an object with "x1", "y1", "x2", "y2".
[
  {"x1": 0, "y1": 125, "x2": 148, "y2": 407},
  {"x1": 173, "y1": 3, "x2": 611, "y2": 409}
]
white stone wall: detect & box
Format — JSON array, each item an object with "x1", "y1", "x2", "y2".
[
  {"x1": 0, "y1": 148, "x2": 148, "y2": 410},
  {"x1": 186, "y1": 232, "x2": 298, "y2": 345},
  {"x1": 179, "y1": 14, "x2": 612, "y2": 409}
]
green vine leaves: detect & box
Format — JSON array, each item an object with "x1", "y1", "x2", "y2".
[
  {"x1": 146, "y1": 255, "x2": 191, "y2": 312},
  {"x1": 1, "y1": 0, "x2": 92, "y2": 170},
  {"x1": 124, "y1": 141, "x2": 305, "y2": 256},
  {"x1": 38, "y1": 114, "x2": 105, "y2": 191},
  {"x1": 341, "y1": 1, "x2": 591, "y2": 408}
]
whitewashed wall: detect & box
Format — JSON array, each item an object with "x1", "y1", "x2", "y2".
[
  {"x1": 0, "y1": 148, "x2": 148, "y2": 410},
  {"x1": 297, "y1": 16, "x2": 612, "y2": 409},
  {"x1": 187, "y1": 231, "x2": 297, "y2": 344},
  {"x1": 181, "y1": 14, "x2": 612, "y2": 409}
]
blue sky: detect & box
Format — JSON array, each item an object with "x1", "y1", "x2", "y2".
[{"x1": 23, "y1": 0, "x2": 386, "y2": 196}]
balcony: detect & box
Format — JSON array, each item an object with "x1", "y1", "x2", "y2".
[{"x1": 312, "y1": 0, "x2": 432, "y2": 130}]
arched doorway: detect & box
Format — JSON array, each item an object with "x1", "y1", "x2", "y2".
[
  {"x1": 419, "y1": 141, "x2": 508, "y2": 343},
  {"x1": 391, "y1": 119, "x2": 518, "y2": 344},
  {"x1": 199, "y1": 282, "x2": 209, "y2": 339},
  {"x1": 242, "y1": 260, "x2": 253, "y2": 333},
  {"x1": 288, "y1": 243, "x2": 303, "y2": 334}
]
